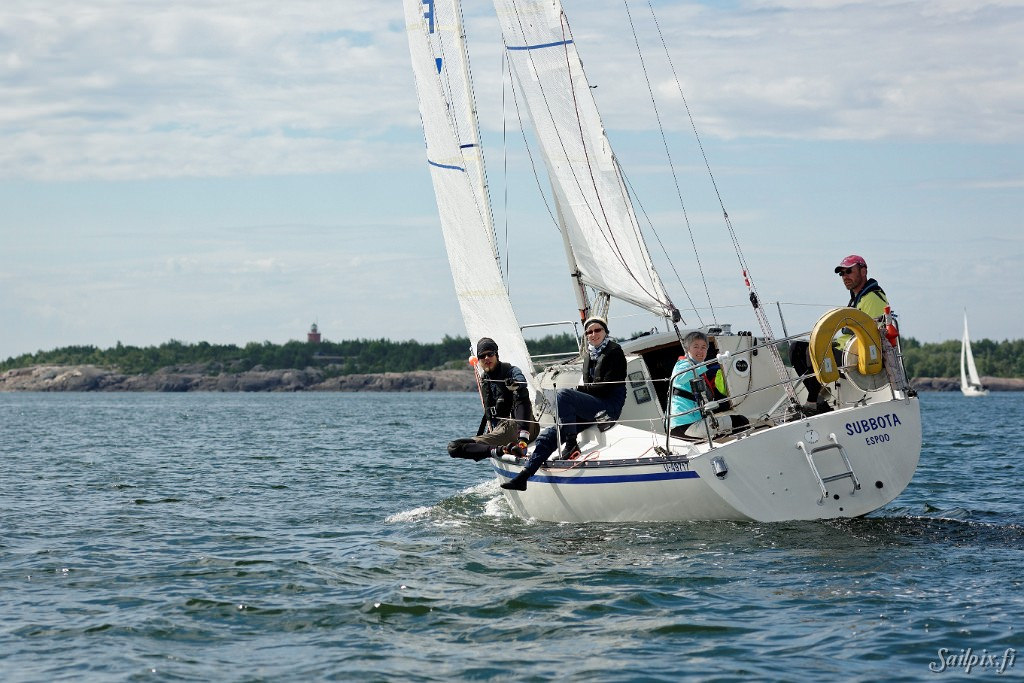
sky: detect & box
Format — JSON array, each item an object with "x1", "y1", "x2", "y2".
[{"x1": 2, "y1": 0, "x2": 1022, "y2": 361}]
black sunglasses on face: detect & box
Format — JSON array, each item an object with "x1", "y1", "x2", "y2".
[
  {"x1": 585, "y1": 328, "x2": 603, "y2": 336},
  {"x1": 479, "y1": 351, "x2": 496, "y2": 359},
  {"x1": 837, "y1": 267, "x2": 856, "y2": 276}
]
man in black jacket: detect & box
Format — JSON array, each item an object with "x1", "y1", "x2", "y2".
[
  {"x1": 501, "y1": 316, "x2": 627, "y2": 491},
  {"x1": 448, "y1": 337, "x2": 538, "y2": 462}
]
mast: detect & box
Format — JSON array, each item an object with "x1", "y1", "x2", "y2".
[{"x1": 553, "y1": 197, "x2": 591, "y2": 323}]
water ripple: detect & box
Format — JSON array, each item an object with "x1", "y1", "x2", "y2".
[{"x1": 1, "y1": 392, "x2": 1023, "y2": 680}]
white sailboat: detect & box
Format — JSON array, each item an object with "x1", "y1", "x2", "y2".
[
  {"x1": 403, "y1": 0, "x2": 921, "y2": 522},
  {"x1": 960, "y1": 311, "x2": 988, "y2": 396}
]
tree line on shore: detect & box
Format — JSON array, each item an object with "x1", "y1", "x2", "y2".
[
  {"x1": 2, "y1": 335, "x2": 1022, "y2": 379},
  {"x1": 0, "y1": 335, "x2": 579, "y2": 376}
]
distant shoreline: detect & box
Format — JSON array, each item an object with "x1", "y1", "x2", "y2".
[
  {"x1": 0, "y1": 364, "x2": 477, "y2": 392},
  {"x1": 2, "y1": 364, "x2": 1023, "y2": 393}
]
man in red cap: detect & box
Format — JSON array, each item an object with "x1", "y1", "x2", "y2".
[
  {"x1": 834, "y1": 254, "x2": 888, "y2": 322},
  {"x1": 790, "y1": 254, "x2": 889, "y2": 413}
]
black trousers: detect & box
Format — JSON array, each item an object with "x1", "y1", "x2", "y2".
[{"x1": 790, "y1": 340, "x2": 841, "y2": 402}]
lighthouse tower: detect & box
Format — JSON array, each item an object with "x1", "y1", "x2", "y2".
[{"x1": 307, "y1": 323, "x2": 321, "y2": 344}]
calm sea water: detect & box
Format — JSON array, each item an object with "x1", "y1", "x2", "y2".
[{"x1": 1, "y1": 391, "x2": 1022, "y2": 681}]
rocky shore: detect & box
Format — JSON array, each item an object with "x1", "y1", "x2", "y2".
[
  {"x1": 1, "y1": 365, "x2": 1022, "y2": 393},
  {"x1": 0, "y1": 364, "x2": 477, "y2": 392}
]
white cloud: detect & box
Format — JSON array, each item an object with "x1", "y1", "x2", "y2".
[
  {"x1": 541, "y1": 1, "x2": 1024, "y2": 143},
  {"x1": 0, "y1": 2, "x2": 415, "y2": 180},
  {"x1": 2, "y1": 1, "x2": 1023, "y2": 181}
]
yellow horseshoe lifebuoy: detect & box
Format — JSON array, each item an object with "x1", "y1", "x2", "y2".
[{"x1": 808, "y1": 307, "x2": 884, "y2": 384}]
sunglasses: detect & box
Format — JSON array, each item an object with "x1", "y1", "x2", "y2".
[
  {"x1": 585, "y1": 327, "x2": 604, "y2": 336},
  {"x1": 479, "y1": 351, "x2": 496, "y2": 359},
  {"x1": 837, "y1": 266, "x2": 857, "y2": 276}
]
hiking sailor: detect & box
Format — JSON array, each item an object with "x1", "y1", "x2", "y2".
[{"x1": 447, "y1": 337, "x2": 539, "y2": 462}]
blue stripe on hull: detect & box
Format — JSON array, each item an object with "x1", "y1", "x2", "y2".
[{"x1": 493, "y1": 466, "x2": 700, "y2": 485}]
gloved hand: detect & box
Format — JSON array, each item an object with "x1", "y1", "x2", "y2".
[
  {"x1": 493, "y1": 397, "x2": 507, "y2": 416},
  {"x1": 504, "y1": 376, "x2": 521, "y2": 391}
]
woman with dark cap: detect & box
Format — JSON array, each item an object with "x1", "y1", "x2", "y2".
[
  {"x1": 447, "y1": 337, "x2": 539, "y2": 462},
  {"x1": 501, "y1": 316, "x2": 626, "y2": 491}
]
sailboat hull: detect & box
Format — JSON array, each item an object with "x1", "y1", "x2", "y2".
[{"x1": 495, "y1": 398, "x2": 921, "y2": 522}]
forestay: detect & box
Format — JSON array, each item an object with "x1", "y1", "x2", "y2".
[
  {"x1": 494, "y1": 0, "x2": 677, "y2": 320},
  {"x1": 404, "y1": 0, "x2": 534, "y2": 379}
]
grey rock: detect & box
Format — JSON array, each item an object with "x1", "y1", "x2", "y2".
[{"x1": 0, "y1": 364, "x2": 476, "y2": 392}]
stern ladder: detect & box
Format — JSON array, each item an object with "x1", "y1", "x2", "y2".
[{"x1": 796, "y1": 433, "x2": 861, "y2": 504}]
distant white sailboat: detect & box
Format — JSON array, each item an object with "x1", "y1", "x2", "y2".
[{"x1": 960, "y1": 312, "x2": 988, "y2": 396}]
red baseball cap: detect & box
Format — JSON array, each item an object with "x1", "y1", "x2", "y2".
[{"x1": 834, "y1": 254, "x2": 867, "y2": 273}]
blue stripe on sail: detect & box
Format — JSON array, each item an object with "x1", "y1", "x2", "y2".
[
  {"x1": 459, "y1": 143, "x2": 477, "y2": 149},
  {"x1": 428, "y1": 159, "x2": 465, "y2": 172},
  {"x1": 492, "y1": 466, "x2": 700, "y2": 485},
  {"x1": 506, "y1": 39, "x2": 574, "y2": 51}
]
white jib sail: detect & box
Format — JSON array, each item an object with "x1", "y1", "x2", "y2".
[
  {"x1": 405, "y1": 0, "x2": 535, "y2": 381},
  {"x1": 493, "y1": 0, "x2": 676, "y2": 320}
]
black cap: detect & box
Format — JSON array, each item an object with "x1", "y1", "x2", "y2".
[{"x1": 476, "y1": 337, "x2": 498, "y2": 357}]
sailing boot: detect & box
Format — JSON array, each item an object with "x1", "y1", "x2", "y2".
[
  {"x1": 560, "y1": 436, "x2": 580, "y2": 459},
  {"x1": 448, "y1": 439, "x2": 496, "y2": 462},
  {"x1": 500, "y1": 469, "x2": 530, "y2": 491},
  {"x1": 500, "y1": 453, "x2": 544, "y2": 490}
]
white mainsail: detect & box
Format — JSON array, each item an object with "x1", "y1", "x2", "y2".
[
  {"x1": 404, "y1": 0, "x2": 534, "y2": 378},
  {"x1": 960, "y1": 311, "x2": 987, "y2": 395},
  {"x1": 492, "y1": 0, "x2": 677, "y2": 320}
]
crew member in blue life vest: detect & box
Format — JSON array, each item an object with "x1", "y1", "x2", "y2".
[
  {"x1": 500, "y1": 316, "x2": 627, "y2": 491},
  {"x1": 790, "y1": 254, "x2": 890, "y2": 413},
  {"x1": 669, "y1": 330, "x2": 749, "y2": 438},
  {"x1": 447, "y1": 337, "x2": 539, "y2": 462}
]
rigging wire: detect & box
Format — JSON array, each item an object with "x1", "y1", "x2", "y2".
[
  {"x1": 504, "y1": 51, "x2": 560, "y2": 232},
  {"x1": 431, "y1": 2, "x2": 504, "y2": 280},
  {"x1": 646, "y1": 1, "x2": 796, "y2": 400},
  {"x1": 501, "y1": 48, "x2": 511, "y2": 290},
  {"x1": 620, "y1": 167, "x2": 702, "y2": 325},
  {"x1": 621, "y1": 0, "x2": 716, "y2": 325},
  {"x1": 454, "y1": 0, "x2": 504, "y2": 280}
]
